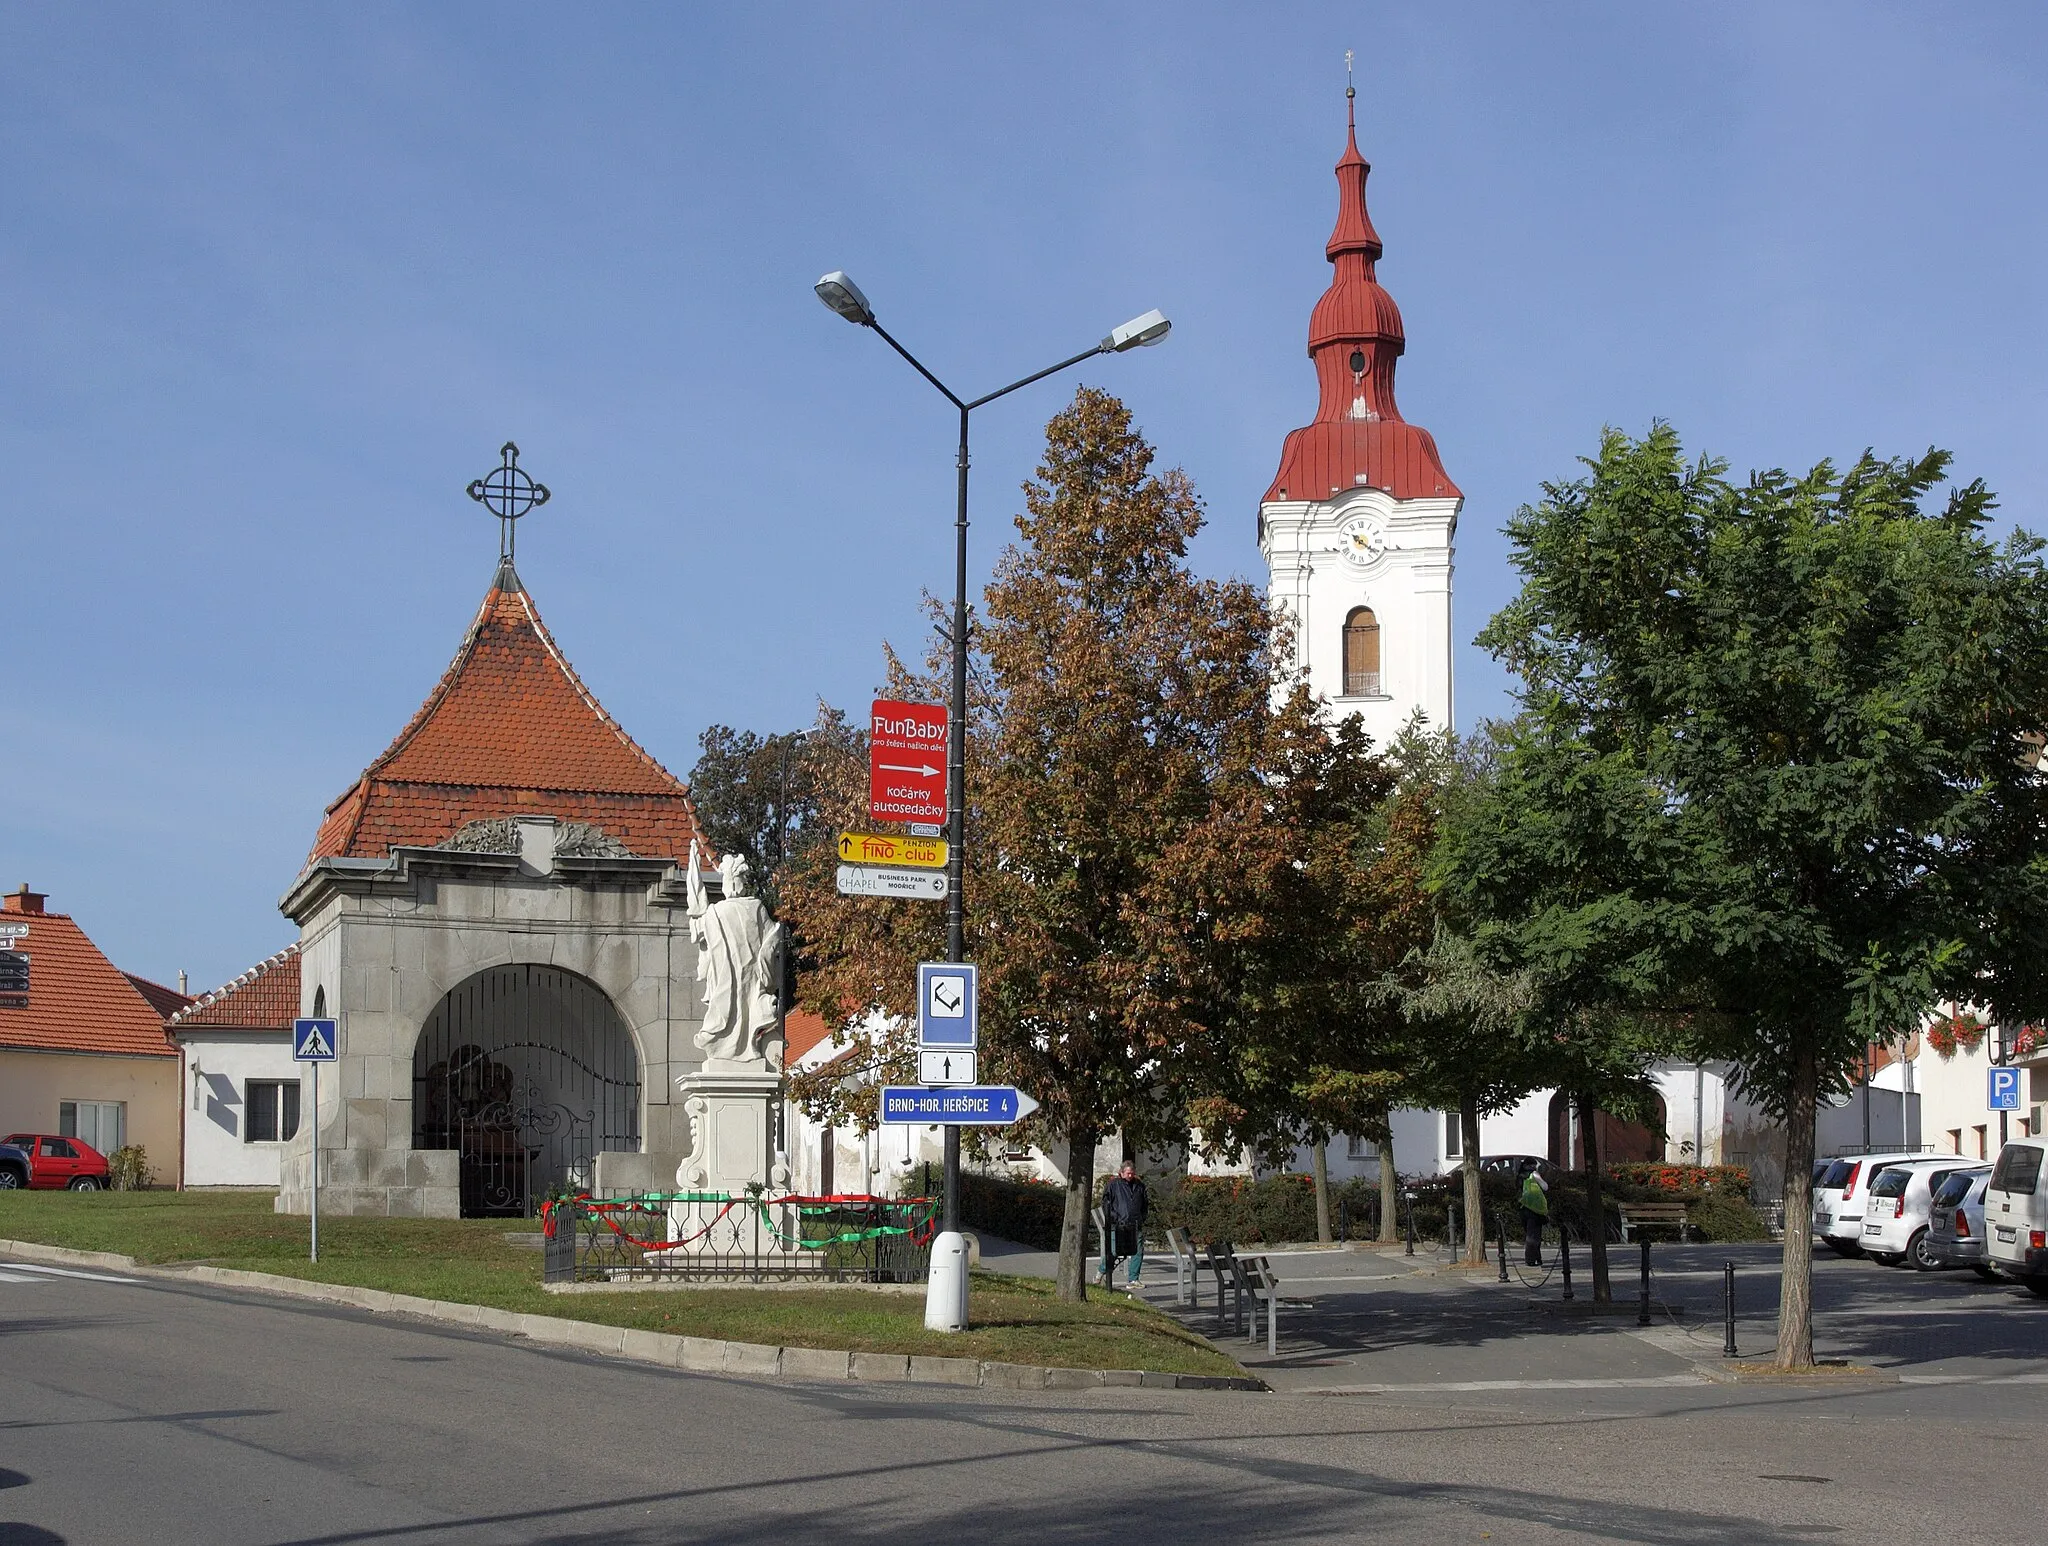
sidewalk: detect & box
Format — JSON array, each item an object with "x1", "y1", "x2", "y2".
[{"x1": 1139, "y1": 1237, "x2": 2048, "y2": 1396}]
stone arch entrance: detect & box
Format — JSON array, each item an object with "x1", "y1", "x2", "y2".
[{"x1": 412, "y1": 963, "x2": 641, "y2": 1218}]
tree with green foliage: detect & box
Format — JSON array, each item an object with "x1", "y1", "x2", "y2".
[
  {"x1": 687, "y1": 717, "x2": 844, "y2": 911},
  {"x1": 1444, "y1": 425, "x2": 2048, "y2": 1364}
]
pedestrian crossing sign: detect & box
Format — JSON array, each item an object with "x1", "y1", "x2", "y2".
[{"x1": 293, "y1": 1018, "x2": 338, "y2": 1062}]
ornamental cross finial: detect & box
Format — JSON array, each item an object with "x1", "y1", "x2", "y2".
[
  {"x1": 1346, "y1": 48, "x2": 1355, "y2": 97},
  {"x1": 466, "y1": 441, "x2": 551, "y2": 563}
]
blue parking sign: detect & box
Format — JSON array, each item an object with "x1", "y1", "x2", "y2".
[{"x1": 1989, "y1": 1066, "x2": 2022, "y2": 1110}]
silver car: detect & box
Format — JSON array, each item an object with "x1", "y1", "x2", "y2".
[{"x1": 1926, "y1": 1167, "x2": 1995, "y2": 1275}]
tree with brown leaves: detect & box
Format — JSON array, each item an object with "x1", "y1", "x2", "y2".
[{"x1": 785, "y1": 386, "x2": 1333, "y2": 1300}]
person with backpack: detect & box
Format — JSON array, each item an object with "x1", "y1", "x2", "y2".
[{"x1": 1519, "y1": 1158, "x2": 1551, "y2": 1266}]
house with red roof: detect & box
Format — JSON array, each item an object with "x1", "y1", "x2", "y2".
[
  {"x1": 0, "y1": 885, "x2": 190, "y2": 1183},
  {"x1": 169, "y1": 945, "x2": 304, "y2": 1187},
  {"x1": 275, "y1": 552, "x2": 727, "y2": 1219}
]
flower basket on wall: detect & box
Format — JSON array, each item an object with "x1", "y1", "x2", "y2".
[{"x1": 1926, "y1": 1011, "x2": 1987, "y2": 1060}]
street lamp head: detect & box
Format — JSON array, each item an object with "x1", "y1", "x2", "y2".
[
  {"x1": 1105, "y1": 309, "x2": 1172, "y2": 352},
  {"x1": 815, "y1": 271, "x2": 875, "y2": 326}
]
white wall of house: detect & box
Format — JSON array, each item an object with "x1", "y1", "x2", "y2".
[{"x1": 178, "y1": 1032, "x2": 302, "y2": 1187}]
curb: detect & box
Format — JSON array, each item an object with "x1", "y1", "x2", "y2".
[
  {"x1": 1699, "y1": 1360, "x2": 1901, "y2": 1387},
  {"x1": 0, "y1": 1238, "x2": 1265, "y2": 1394}
]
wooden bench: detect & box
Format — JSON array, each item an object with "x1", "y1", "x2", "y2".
[{"x1": 1617, "y1": 1200, "x2": 1692, "y2": 1242}]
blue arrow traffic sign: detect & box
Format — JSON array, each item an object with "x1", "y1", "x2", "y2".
[
  {"x1": 879, "y1": 1085, "x2": 1039, "y2": 1126},
  {"x1": 293, "y1": 1018, "x2": 338, "y2": 1062},
  {"x1": 1990, "y1": 1066, "x2": 2022, "y2": 1110}
]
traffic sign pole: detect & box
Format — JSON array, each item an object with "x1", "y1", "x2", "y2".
[
  {"x1": 310, "y1": 1060, "x2": 319, "y2": 1263},
  {"x1": 293, "y1": 1018, "x2": 337, "y2": 1263},
  {"x1": 829, "y1": 301, "x2": 1155, "y2": 1330}
]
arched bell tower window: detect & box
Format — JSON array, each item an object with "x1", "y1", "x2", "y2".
[
  {"x1": 1343, "y1": 607, "x2": 1381, "y2": 697},
  {"x1": 312, "y1": 986, "x2": 326, "y2": 1018}
]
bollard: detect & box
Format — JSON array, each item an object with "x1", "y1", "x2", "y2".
[
  {"x1": 1638, "y1": 1237, "x2": 1652, "y2": 1326},
  {"x1": 1404, "y1": 1191, "x2": 1417, "y2": 1256},
  {"x1": 1448, "y1": 1199, "x2": 1460, "y2": 1258},
  {"x1": 1338, "y1": 1199, "x2": 1349, "y2": 1244},
  {"x1": 1723, "y1": 1260, "x2": 1737, "y2": 1357},
  {"x1": 1497, "y1": 1209, "x2": 1510, "y2": 1282},
  {"x1": 1560, "y1": 1223, "x2": 1573, "y2": 1300}
]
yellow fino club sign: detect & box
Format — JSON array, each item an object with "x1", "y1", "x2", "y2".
[{"x1": 837, "y1": 831, "x2": 948, "y2": 870}]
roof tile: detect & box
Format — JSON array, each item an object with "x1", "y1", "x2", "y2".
[
  {"x1": 0, "y1": 912, "x2": 178, "y2": 1058},
  {"x1": 170, "y1": 946, "x2": 300, "y2": 1031},
  {"x1": 311, "y1": 564, "x2": 710, "y2": 862}
]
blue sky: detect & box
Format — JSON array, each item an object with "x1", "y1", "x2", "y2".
[{"x1": 4, "y1": 5, "x2": 2045, "y2": 991}]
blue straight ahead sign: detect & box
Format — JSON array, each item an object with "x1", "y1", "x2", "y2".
[
  {"x1": 293, "y1": 1018, "x2": 338, "y2": 1062},
  {"x1": 879, "y1": 1085, "x2": 1039, "y2": 1126},
  {"x1": 1990, "y1": 1066, "x2": 2022, "y2": 1110}
]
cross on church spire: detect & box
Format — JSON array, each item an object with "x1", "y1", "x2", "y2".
[{"x1": 466, "y1": 442, "x2": 550, "y2": 567}]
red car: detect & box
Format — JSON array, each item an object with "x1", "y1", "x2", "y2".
[{"x1": 0, "y1": 1134, "x2": 111, "y2": 1190}]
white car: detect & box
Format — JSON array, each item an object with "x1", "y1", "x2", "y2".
[
  {"x1": 1812, "y1": 1151, "x2": 1931, "y2": 1255},
  {"x1": 1984, "y1": 1139, "x2": 2048, "y2": 1295},
  {"x1": 1858, "y1": 1158, "x2": 1979, "y2": 1269}
]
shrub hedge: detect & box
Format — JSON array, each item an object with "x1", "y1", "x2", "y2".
[{"x1": 947, "y1": 1162, "x2": 1772, "y2": 1250}]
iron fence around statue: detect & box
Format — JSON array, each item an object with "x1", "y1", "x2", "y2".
[{"x1": 542, "y1": 1192, "x2": 936, "y2": 1284}]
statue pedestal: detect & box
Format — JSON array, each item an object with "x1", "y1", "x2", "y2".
[{"x1": 671, "y1": 1065, "x2": 790, "y2": 1256}]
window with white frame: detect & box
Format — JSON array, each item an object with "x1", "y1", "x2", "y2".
[
  {"x1": 59, "y1": 1100, "x2": 124, "y2": 1154},
  {"x1": 1444, "y1": 1111, "x2": 1462, "y2": 1158},
  {"x1": 1346, "y1": 1133, "x2": 1378, "y2": 1160},
  {"x1": 245, "y1": 1081, "x2": 301, "y2": 1144}
]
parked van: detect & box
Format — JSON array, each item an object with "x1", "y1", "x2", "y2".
[
  {"x1": 1812, "y1": 1151, "x2": 1931, "y2": 1256},
  {"x1": 1983, "y1": 1139, "x2": 2048, "y2": 1296},
  {"x1": 1858, "y1": 1158, "x2": 1976, "y2": 1269}
]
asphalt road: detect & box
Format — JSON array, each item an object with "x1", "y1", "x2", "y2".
[{"x1": 5, "y1": 1252, "x2": 2048, "y2": 1545}]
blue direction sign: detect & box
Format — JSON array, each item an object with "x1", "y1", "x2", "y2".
[
  {"x1": 293, "y1": 1018, "x2": 339, "y2": 1062},
  {"x1": 879, "y1": 1085, "x2": 1039, "y2": 1126},
  {"x1": 1990, "y1": 1066, "x2": 2022, "y2": 1110},
  {"x1": 917, "y1": 961, "x2": 977, "y2": 1049}
]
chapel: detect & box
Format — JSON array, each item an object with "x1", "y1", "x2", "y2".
[{"x1": 275, "y1": 548, "x2": 734, "y2": 1219}]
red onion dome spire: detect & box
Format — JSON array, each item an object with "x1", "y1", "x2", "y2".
[{"x1": 1264, "y1": 85, "x2": 1458, "y2": 505}]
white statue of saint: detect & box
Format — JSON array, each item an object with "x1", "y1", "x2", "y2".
[{"x1": 686, "y1": 839, "x2": 784, "y2": 1066}]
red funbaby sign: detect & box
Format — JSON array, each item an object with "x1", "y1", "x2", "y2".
[{"x1": 868, "y1": 698, "x2": 949, "y2": 825}]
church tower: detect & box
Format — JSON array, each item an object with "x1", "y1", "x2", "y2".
[{"x1": 1260, "y1": 89, "x2": 1461, "y2": 744}]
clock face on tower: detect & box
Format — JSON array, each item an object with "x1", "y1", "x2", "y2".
[{"x1": 1338, "y1": 515, "x2": 1388, "y2": 567}]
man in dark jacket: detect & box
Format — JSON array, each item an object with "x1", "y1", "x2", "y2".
[{"x1": 1099, "y1": 1160, "x2": 1150, "y2": 1292}]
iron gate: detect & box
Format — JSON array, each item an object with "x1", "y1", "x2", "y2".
[{"x1": 412, "y1": 963, "x2": 641, "y2": 1218}]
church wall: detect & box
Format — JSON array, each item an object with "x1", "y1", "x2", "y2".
[{"x1": 1262, "y1": 487, "x2": 1459, "y2": 747}]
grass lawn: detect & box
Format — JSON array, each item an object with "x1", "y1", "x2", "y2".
[{"x1": 0, "y1": 1190, "x2": 1242, "y2": 1376}]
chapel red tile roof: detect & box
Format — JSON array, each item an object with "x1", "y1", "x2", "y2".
[
  {"x1": 309, "y1": 562, "x2": 710, "y2": 863},
  {"x1": 168, "y1": 945, "x2": 300, "y2": 1032},
  {"x1": 0, "y1": 893, "x2": 178, "y2": 1058}
]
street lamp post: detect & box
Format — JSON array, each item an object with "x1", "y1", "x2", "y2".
[{"x1": 815, "y1": 271, "x2": 1169, "y2": 1249}]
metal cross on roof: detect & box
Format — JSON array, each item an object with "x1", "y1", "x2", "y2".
[{"x1": 467, "y1": 442, "x2": 550, "y2": 563}]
